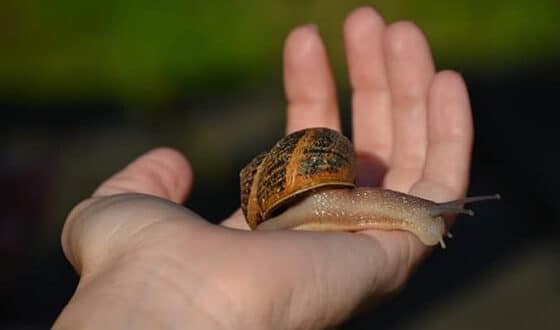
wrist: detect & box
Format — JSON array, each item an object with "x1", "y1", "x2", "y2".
[{"x1": 54, "y1": 252, "x2": 240, "y2": 329}]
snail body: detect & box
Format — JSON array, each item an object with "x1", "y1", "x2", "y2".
[{"x1": 240, "y1": 127, "x2": 499, "y2": 248}]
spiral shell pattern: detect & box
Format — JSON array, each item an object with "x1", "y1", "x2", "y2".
[{"x1": 240, "y1": 127, "x2": 356, "y2": 229}]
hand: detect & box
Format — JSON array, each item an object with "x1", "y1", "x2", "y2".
[{"x1": 55, "y1": 7, "x2": 472, "y2": 329}]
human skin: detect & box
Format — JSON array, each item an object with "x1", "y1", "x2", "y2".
[{"x1": 54, "y1": 6, "x2": 473, "y2": 329}]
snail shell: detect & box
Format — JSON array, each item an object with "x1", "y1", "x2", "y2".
[{"x1": 240, "y1": 128, "x2": 356, "y2": 229}]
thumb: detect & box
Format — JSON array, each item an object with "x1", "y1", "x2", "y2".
[
  {"x1": 61, "y1": 147, "x2": 197, "y2": 274},
  {"x1": 93, "y1": 147, "x2": 194, "y2": 203}
]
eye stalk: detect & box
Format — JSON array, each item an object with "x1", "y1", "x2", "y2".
[{"x1": 428, "y1": 194, "x2": 501, "y2": 217}]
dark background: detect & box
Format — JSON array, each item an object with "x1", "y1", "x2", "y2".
[{"x1": 2, "y1": 0, "x2": 559, "y2": 328}]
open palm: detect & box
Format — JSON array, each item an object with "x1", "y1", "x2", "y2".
[{"x1": 56, "y1": 7, "x2": 472, "y2": 329}]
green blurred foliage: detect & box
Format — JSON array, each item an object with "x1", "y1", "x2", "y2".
[{"x1": 1, "y1": 0, "x2": 559, "y2": 102}]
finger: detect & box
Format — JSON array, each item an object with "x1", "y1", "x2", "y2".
[
  {"x1": 410, "y1": 70, "x2": 473, "y2": 201},
  {"x1": 382, "y1": 22, "x2": 435, "y2": 192},
  {"x1": 344, "y1": 7, "x2": 392, "y2": 186},
  {"x1": 93, "y1": 147, "x2": 193, "y2": 204},
  {"x1": 284, "y1": 25, "x2": 341, "y2": 133},
  {"x1": 220, "y1": 209, "x2": 251, "y2": 230}
]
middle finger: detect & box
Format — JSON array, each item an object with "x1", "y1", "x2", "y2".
[{"x1": 344, "y1": 7, "x2": 393, "y2": 186}]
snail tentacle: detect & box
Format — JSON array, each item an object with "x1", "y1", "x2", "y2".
[{"x1": 428, "y1": 194, "x2": 501, "y2": 217}]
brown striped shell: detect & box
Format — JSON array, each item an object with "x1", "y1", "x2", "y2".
[{"x1": 240, "y1": 127, "x2": 357, "y2": 229}]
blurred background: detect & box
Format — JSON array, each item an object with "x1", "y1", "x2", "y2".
[{"x1": 1, "y1": 0, "x2": 559, "y2": 328}]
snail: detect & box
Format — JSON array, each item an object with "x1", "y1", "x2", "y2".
[{"x1": 240, "y1": 127, "x2": 499, "y2": 248}]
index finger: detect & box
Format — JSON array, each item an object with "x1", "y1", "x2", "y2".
[{"x1": 284, "y1": 25, "x2": 341, "y2": 133}]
